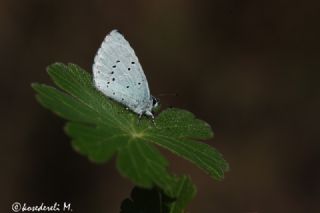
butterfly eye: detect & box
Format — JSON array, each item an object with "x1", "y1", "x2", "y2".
[{"x1": 152, "y1": 96, "x2": 159, "y2": 107}]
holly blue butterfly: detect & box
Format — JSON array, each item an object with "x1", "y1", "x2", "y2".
[{"x1": 93, "y1": 30, "x2": 159, "y2": 120}]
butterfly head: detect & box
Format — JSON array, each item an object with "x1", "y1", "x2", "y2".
[{"x1": 151, "y1": 96, "x2": 159, "y2": 109}]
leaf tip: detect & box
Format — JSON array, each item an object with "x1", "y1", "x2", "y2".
[
  {"x1": 31, "y1": 83, "x2": 46, "y2": 93},
  {"x1": 31, "y1": 82, "x2": 39, "y2": 90},
  {"x1": 46, "y1": 62, "x2": 66, "y2": 76}
]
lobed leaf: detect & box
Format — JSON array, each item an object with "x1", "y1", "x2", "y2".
[
  {"x1": 32, "y1": 63, "x2": 228, "y2": 211},
  {"x1": 169, "y1": 176, "x2": 196, "y2": 213}
]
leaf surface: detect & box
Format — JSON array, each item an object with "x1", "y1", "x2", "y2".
[{"x1": 32, "y1": 63, "x2": 228, "y2": 210}]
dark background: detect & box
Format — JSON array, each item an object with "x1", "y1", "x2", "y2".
[{"x1": 1, "y1": 0, "x2": 320, "y2": 212}]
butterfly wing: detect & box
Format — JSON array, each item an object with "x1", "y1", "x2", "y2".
[{"x1": 93, "y1": 30, "x2": 151, "y2": 114}]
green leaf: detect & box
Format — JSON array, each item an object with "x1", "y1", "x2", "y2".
[
  {"x1": 120, "y1": 177, "x2": 195, "y2": 213},
  {"x1": 32, "y1": 63, "x2": 228, "y2": 209},
  {"x1": 149, "y1": 109, "x2": 229, "y2": 180},
  {"x1": 169, "y1": 176, "x2": 196, "y2": 213}
]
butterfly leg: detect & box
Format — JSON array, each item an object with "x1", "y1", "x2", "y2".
[
  {"x1": 145, "y1": 111, "x2": 156, "y2": 126},
  {"x1": 151, "y1": 116, "x2": 156, "y2": 127},
  {"x1": 137, "y1": 113, "x2": 143, "y2": 125}
]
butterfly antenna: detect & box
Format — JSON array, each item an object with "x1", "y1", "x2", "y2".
[{"x1": 157, "y1": 93, "x2": 178, "y2": 97}]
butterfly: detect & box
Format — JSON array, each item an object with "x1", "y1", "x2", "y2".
[{"x1": 93, "y1": 30, "x2": 159, "y2": 121}]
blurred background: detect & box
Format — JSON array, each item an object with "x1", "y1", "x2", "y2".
[{"x1": 1, "y1": 0, "x2": 320, "y2": 212}]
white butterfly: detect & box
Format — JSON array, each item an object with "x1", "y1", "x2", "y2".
[{"x1": 93, "y1": 30, "x2": 158, "y2": 120}]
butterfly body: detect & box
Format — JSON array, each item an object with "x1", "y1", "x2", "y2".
[{"x1": 93, "y1": 30, "x2": 158, "y2": 119}]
